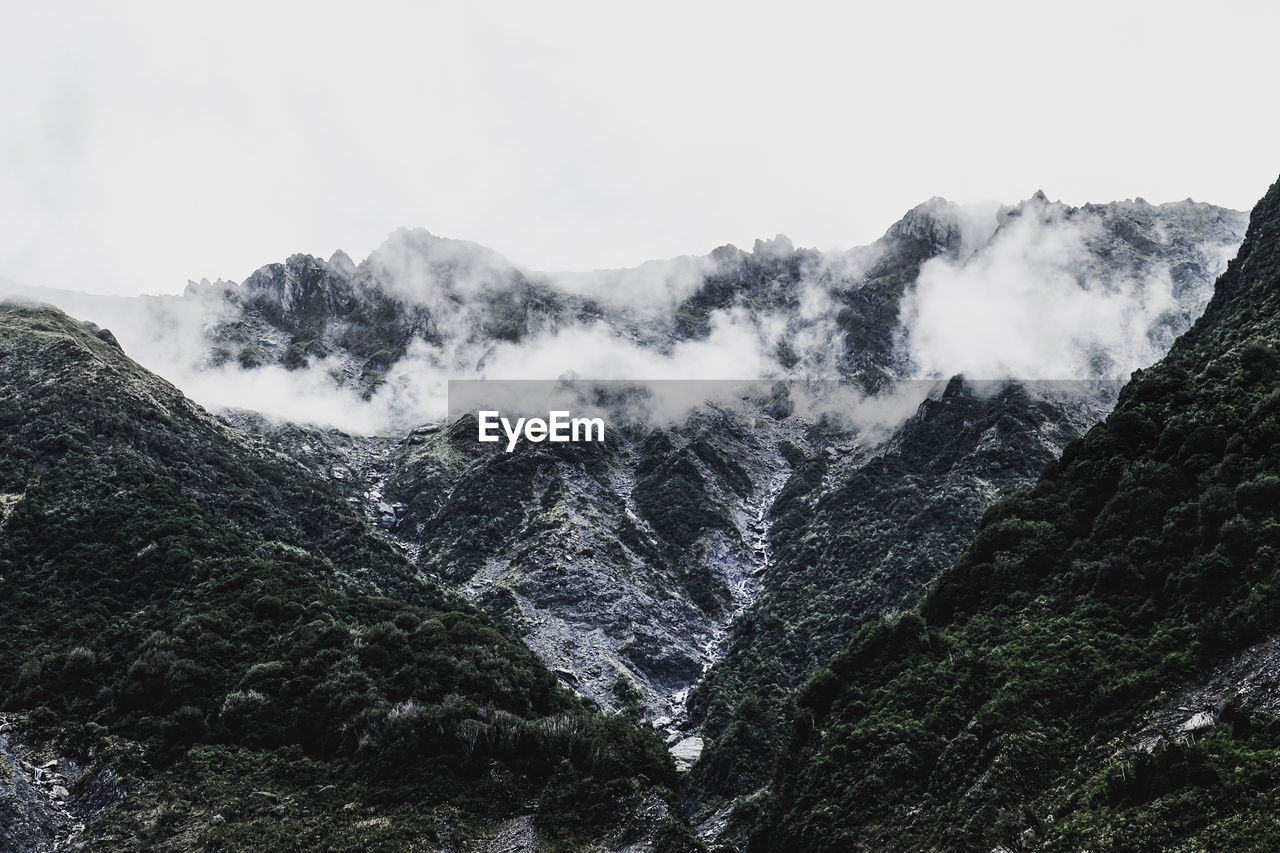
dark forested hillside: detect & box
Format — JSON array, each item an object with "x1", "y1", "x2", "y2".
[
  {"x1": 756, "y1": 178, "x2": 1280, "y2": 851},
  {"x1": 0, "y1": 304, "x2": 684, "y2": 851},
  {"x1": 0, "y1": 189, "x2": 1257, "y2": 851},
  {"x1": 687, "y1": 379, "x2": 1107, "y2": 803}
]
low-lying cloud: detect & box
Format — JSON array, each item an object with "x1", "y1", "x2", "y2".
[
  {"x1": 0, "y1": 195, "x2": 1246, "y2": 439},
  {"x1": 901, "y1": 199, "x2": 1242, "y2": 380}
]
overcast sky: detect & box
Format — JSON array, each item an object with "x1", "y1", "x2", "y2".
[{"x1": 2, "y1": 1, "x2": 1276, "y2": 296}]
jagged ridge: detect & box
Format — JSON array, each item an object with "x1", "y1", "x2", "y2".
[{"x1": 755, "y1": 176, "x2": 1280, "y2": 851}]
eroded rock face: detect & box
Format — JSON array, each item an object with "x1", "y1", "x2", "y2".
[
  {"x1": 181, "y1": 196, "x2": 1246, "y2": 770},
  {"x1": 237, "y1": 376, "x2": 1120, "y2": 768},
  {"x1": 0, "y1": 716, "x2": 136, "y2": 853},
  {"x1": 1134, "y1": 633, "x2": 1280, "y2": 753},
  {"x1": 383, "y1": 403, "x2": 805, "y2": 738}
]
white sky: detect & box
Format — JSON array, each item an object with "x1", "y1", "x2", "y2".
[{"x1": 2, "y1": 1, "x2": 1277, "y2": 296}]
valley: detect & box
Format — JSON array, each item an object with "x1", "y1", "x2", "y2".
[{"x1": 0, "y1": 187, "x2": 1265, "y2": 851}]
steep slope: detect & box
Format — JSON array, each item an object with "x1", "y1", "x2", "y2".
[
  {"x1": 0, "y1": 304, "x2": 684, "y2": 851},
  {"x1": 199, "y1": 232, "x2": 584, "y2": 397},
  {"x1": 685, "y1": 379, "x2": 1114, "y2": 802},
  {"x1": 755, "y1": 176, "x2": 1280, "y2": 852},
  {"x1": 379, "y1": 395, "x2": 804, "y2": 736},
  {"x1": 118, "y1": 196, "x2": 1241, "y2": 806},
  {"x1": 0, "y1": 194, "x2": 1249, "y2": 834}
]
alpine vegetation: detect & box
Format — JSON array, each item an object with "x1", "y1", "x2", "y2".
[{"x1": 0, "y1": 185, "x2": 1268, "y2": 852}]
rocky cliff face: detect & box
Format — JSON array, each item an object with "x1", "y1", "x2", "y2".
[
  {"x1": 14, "y1": 194, "x2": 1240, "y2": 430},
  {"x1": 172, "y1": 196, "x2": 1242, "y2": 728},
  {"x1": 145, "y1": 198, "x2": 1241, "y2": 724}
]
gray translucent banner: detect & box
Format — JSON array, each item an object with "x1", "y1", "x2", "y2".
[{"x1": 447, "y1": 378, "x2": 1126, "y2": 448}]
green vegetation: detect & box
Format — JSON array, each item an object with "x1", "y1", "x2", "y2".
[
  {"x1": 0, "y1": 303, "x2": 679, "y2": 848},
  {"x1": 1049, "y1": 702, "x2": 1280, "y2": 852},
  {"x1": 633, "y1": 430, "x2": 731, "y2": 550},
  {"x1": 688, "y1": 379, "x2": 1081, "y2": 802},
  {"x1": 753, "y1": 178, "x2": 1280, "y2": 850}
]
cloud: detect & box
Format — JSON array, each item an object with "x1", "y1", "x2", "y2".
[
  {"x1": 5, "y1": 2, "x2": 1277, "y2": 301},
  {"x1": 543, "y1": 254, "x2": 721, "y2": 315},
  {"x1": 900, "y1": 199, "x2": 1239, "y2": 380},
  {"x1": 364, "y1": 229, "x2": 521, "y2": 307},
  {"x1": 483, "y1": 309, "x2": 772, "y2": 379},
  {"x1": 2, "y1": 194, "x2": 1244, "y2": 438}
]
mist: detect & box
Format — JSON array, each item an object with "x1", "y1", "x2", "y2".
[
  {"x1": 0, "y1": 194, "x2": 1245, "y2": 438},
  {"x1": 545, "y1": 254, "x2": 721, "y2": 315},
  {"x1": 900, "y1": 198, "x2": 1243, "y2": 380}
]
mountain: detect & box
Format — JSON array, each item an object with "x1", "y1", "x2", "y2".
[
  {"x1": 212, "y1": 196, "x2": 1243, "y2": 394},
  {"x1": 752, "y1": 176, "x2": 1280, "y2": 851},
  {"x1": 683, "y1": 378, "x2": 1115, "y2": 805},
  {"x1": 1, "y1": 194, "x2": 1244, "y2": 432},
  {"x1": 0, "y1": 191, "x2": 1253, "y2": 850},
  {"x1": 0, "y1": 304, "x2": 686, "y2": 851}
]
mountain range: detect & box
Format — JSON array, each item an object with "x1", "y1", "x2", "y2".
[
  {"x1": 1, "y1": 184, "x2": 1272, "y2": 851},
  {"x1": 757, "y1": 177, "x2": 1280, "y2": 851}
]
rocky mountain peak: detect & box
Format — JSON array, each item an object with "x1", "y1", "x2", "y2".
[
  {"x1": 240, "y1": 253, "x2": 355, "y2": 322},
  {"x1": 882, "y1": 196, "x2": 992, "y2": 260},
  {"x1": 12, "y1": 191, "x2": 1246, "y2": 431},
  {"x1": 183, "y1": 277, "x2": 236, "y2": 298},
  {"x1": 709, "y1": 243, "x2": 743, "y2": 264},
  {"x1": 752, "y1": 234, "x2": 795, "y2": 258},
  {"x1": 327, "y1": 248, "x2": 357, "y2": 276},
  {"x1": 997, "y1": 188, "x2": 1072, "y2": 228},
  {"x1": 885, "y1": 196, "x2": 958, "y2": 240}
]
